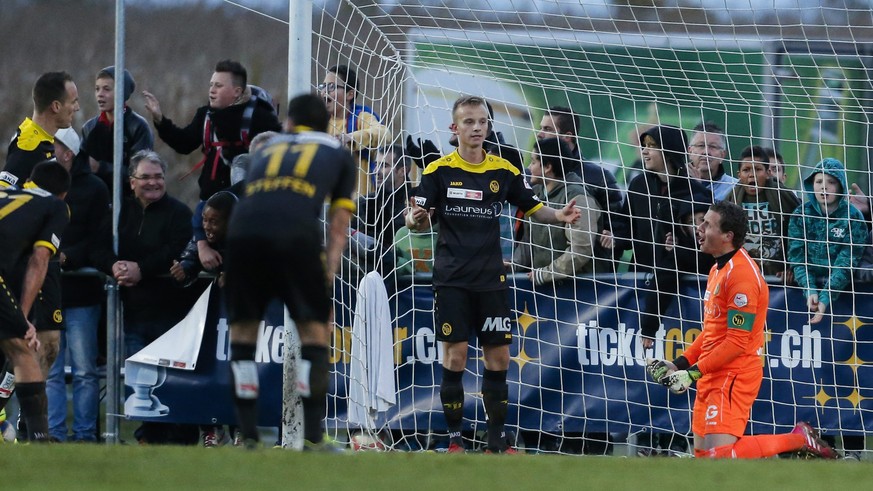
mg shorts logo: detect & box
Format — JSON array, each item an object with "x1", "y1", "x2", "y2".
[
  {"x1": 441, "y1": 323, "x2": 452, "y2": 336},
  {"x1": 53, "y1": 309, "x2": 63, "y2": 324},
  {"x1": 482, "y1": 317, "x2": 511, "y2": 332},
  {"x1": 705, "y1": 405, "x2": 718, "y2": 420},
  {"x1": 489, "y1": 180, "x2": 499, "y2": 193}
]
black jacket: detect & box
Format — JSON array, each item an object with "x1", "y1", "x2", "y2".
[
  {"x1": 614, "y1": 169, "x2": 711, "y2": 273},
  {"x1": 61, "y1": 154, "x2": 112, "y2": 307},
  {"x1": 81, "y1": 108, "x2": 154, "y2": 195},
  {"x1": 155, "y1": 98, "x2": 281, "y2": 200},
  {"x1": 94, "y1": 193, "x2": 193, "y2": 325}
]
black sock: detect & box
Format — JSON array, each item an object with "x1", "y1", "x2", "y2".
[
  {"x1": 482, "y1": 369, "x2": 508, "y2": 451},
  {"x1": 440, "y1": 368, "x2": 465, "y2": 443},
  {"x1": 229, "y1": 343, "x2": 259, "y2": 443},
  {"x1": 16, "y1": 381, "x2": 49, "y2": 442},
  {"x1": 301, "y1": 345, "x2": 329, "y2": 444}
]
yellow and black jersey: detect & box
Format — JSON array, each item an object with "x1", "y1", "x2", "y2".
[
  {"x1": 4, "y1": 118, "x2": 55, "y2": 181},
  {"x1": 415, "y1": 150, "x2": 543, "y2": 291},
  {"x1": 230, "y1": 130, "x2": 357, "y2": 237},
  {"x1": 0, "y1": 186, "x2": 69, "y2": 277}
]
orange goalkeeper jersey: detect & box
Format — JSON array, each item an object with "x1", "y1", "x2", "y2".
[{"x1": 683, "y1": 248, "x2": 769, "y2": 375}]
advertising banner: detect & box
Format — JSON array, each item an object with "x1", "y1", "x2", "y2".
[{"x1": 126, "y1": 276, "x2": 873, "y2": 437}]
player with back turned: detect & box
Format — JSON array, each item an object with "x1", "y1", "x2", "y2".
[
  {"x1": 0, "y1": 161, "x2": 70, "y2": 442},
  {"x1": 223, "y1": 93, "x2": 356, "y2": 450},
  {"x1": 406, "y1": 95, "x2": 581, "y2": 453},
  {"x1": 646, "y1": 200, "x2": 837, "y2": 459}
]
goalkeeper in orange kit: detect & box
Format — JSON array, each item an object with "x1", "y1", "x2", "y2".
[{"x1": 646, "y1": 201, "x2": 837, "y2": 459}]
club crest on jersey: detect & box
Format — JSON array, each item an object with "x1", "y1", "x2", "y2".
[
  {"x1": 489, "y1": 180, "x2": 499, "y2": 193},
  {"x1": 734, "y1": 293, "x2": 748, "y2": 307},
  {"x1": 732, "y1": 313, "x2": 745, "y2": 327},
  {"x1": 447, "y1": 188, "x2": 483, "y2": 201}
]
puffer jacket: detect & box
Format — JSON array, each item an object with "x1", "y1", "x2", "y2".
[{"x1": 787, "y1": 158, "x2": 868, "y2": 307}]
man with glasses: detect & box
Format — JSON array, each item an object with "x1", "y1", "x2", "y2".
[
  {"x1": 687, "y1": 122, "x2": 738, "y2": 202},
  {"x1": 93, "y1": 150, "x2": 196, "y2": 443},
  {"x1": 319, "y1": 64, "x2": 389, "y2": 195}
]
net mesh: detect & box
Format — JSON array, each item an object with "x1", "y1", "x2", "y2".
[{"x1": 302, "y1": 0, "x2": 873, "y2": 455}]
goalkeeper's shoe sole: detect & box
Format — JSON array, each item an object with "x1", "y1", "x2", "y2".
[{"x1": 791, "y1": 422, "x2": 839, "y2": 459}]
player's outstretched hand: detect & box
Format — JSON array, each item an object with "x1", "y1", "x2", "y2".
[
  {"x1": 559, "y1": 199, "x2": 581, "y2": 224},
  {"x1": 645, "y1": 358, "x2": 676, "y2": 383},
  {"x1": 659, "y1": 366, "x2": 701, "y2": 394}
]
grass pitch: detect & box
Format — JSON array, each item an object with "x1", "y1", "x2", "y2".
[{"x1": 0, "y1": 444, "x2": 867, "y2": 490}]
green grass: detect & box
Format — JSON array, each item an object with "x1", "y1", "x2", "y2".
[{"x1": 0, "y1": 444, "x2": 867, "y2": 490}]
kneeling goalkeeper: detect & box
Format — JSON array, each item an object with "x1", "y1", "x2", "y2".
[{"x1": 646, "y1": 201, "x2": 836, "y2": 459}]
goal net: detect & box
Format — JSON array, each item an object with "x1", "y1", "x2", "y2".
[{"x1": 312, "y1": 1, "x2": 873, "y2": 455}]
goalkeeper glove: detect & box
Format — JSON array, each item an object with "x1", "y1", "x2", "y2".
[
  {"x1": 659, "y1": 365, "x2": 702, "y2": 394},
  {"x1": 645, "y1": 358, "x2": 677, "y2": 384}
]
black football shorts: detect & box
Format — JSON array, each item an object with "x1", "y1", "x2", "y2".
[{"x1": 434, "y1": 286, "x2": 513, "y2": 346}]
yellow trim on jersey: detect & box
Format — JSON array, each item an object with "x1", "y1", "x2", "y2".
[
  {"x1": 16, "y1": 118, "x2": 54, "y2": 152},
  {"x1": 23, "y1": 181, "x2": 37, "y2": 190},
  {"x1": 331, "y1": 197, "x2": 357, "y2": 213},
  {"x1": 523, "y1": 202, "x2": 544, "y2": 217},
  {"x1": 34, "y1": 240, "x2": 57, "y2": 255},
  {"x1": 422, "y1": 150, "x2": 520, "y2": 176}
]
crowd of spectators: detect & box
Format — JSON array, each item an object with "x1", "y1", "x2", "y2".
[{"x1": 3, "y1": 61, "x2": 872, "y2": 455}]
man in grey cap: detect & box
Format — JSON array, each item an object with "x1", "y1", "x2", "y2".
[{"x1": 81, "y1": 66, "x2": 154, "y2": 194}]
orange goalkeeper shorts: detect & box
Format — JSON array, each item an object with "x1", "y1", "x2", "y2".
[{"x1": 691, "y1": 368, "x2": 763, "y2": 438}]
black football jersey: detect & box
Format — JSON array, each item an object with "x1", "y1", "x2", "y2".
[{"x1": 415, "y1": 150, "x2": 542, "y2": 290}]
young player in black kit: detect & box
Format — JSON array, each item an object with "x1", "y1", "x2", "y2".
[
  {"x1": 406, "y1": 95, "x2": 581, "y2": 453},
  {"x1": 223, "y1": 94, "x2": 356, "y2": 449}
]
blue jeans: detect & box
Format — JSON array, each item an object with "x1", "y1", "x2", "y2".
[{"x1": 46, "y1": 305, "x2": 101, "y2": 442}]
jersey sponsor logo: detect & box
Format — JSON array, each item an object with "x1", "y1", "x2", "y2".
[
  {"x1": 705, "y1": 405, "x2": 719, "y2": 420},
  {"x1": 441, "y1": 322, "x2": 452, "y2": 336},
  {"x1": 444, "y1": 202, "x2": 502, "y2": 219},
  {"x1": 734, "y1": 293, "x2": 748, "y2": 307},
  {"x1": 450, "y1": 181, "x2": 463, "y2": 186},
  {"x1": 51, "y1": 233, "x2": 60, "y2": 249},
  {"x1": 414, "y1": 196, "x2": 427, "y2": 207},
  {"x1": 446, "y1": 187, "x2": 483, "y2": 201},
  {"x1": 489, "y1": 180, "x2": 499, "y2": 193},
  {"x1": 481, "y1": 316, "x2": 511, "y2": 332},
  {"x1": 732, "y1": 313, "x2": 745, "y2": 327}
]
